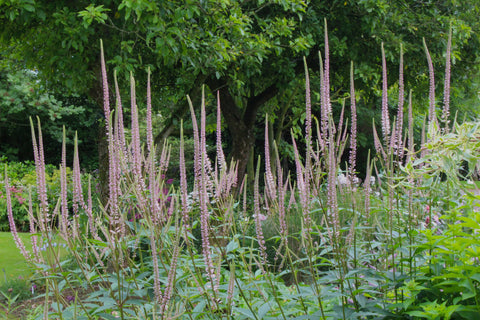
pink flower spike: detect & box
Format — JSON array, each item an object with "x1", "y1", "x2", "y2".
[
  {"x1": 4, "y1": 166, "x2": 31, "y2": 262},
  {"x1": 423, "y1": 38, "x2": 436, "y2": 126},
  {"x1": 381, "y1": 43, "x2": 390, "y2": 146}
]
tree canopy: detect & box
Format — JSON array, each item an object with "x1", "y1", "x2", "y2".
[{"x1": 1, "y1": 0, "x2": 479, "y2": 178}]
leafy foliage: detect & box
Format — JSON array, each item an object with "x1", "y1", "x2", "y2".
[
  {"x1": 1, "y1": 0, "x2": 480, "y2": 178},
  {"x1": 0, "y1": 64, "x2": 98, "y2": 167}
]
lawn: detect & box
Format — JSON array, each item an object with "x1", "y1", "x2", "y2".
[{"x1": 0, "y1": 232, "x2": 33, "y2": 285}]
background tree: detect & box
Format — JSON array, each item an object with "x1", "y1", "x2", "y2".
[
  {"x1": 0, "y1": 62, "x2": 98, "y2": 167},
  {"x1": 1, "y1": 0, "x2": 479, "y2": 181}
]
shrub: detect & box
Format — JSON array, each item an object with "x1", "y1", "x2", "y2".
[{"x1": 0, "y1": 158, "x2": 74, "y2": 232}]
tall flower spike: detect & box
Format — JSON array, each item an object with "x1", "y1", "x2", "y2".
[
  {"x1": 100, "y1": 44, "x2": 121, "y2": 237},
  {"x1": 321, "y1": 20, "x2": 333, "y2": 142},
  {"x1": 407, "y1": 90, "x2": 415, "y2": 163},
  {"x1": 194, "y1": 91, "x2": 217, "y2": 296},
  {"x1": 336, "y1": 99, "x2": 346, "y2": 148},
  {"x1": 423, "y1": 38, "x2": 436, "y2": 126},
  {"x1": 442, "y1": 27, "x2": 452, "y2": 133},
  {"x1": 188, "y1": 96, "x2": 201, "y2": 194},
  {"x1": 420, "y1": 118, "x2": 427, "y2": 159},
  {"x1": 264, "y1": 114, "x2": 276, "y2": 201},
  {"x1": 327, "y1": 118, "x2": 339, "y2": 239},
  {"x1": 130, "y1": 72, "x2": 142, "y2": 180},
  {"x1": 107, "y1": 117, "x2": 121, "y2": 237},
  {"x1": 275, "y1": 142, "x2": 288, "y2": 245},
  {"x1": 304, "y1": 57, "x2": 312, "y2": 194},
  {"x1": 100, "y1": 39, "x2": 110, "y2": 122},
  {"x1": 30, "y1": 117, "x2": 49, "y2": 232},
  {"x1": 349, "y1": 61, "x2": 357, "y2": 179},
  {"x1": 72, "y1": 132, "x2": 84, "y2": 215},
  {"x1": 323, "y1": 19, "x2": 331, "y2": 117},
  {"x1": 60, "y1": 126, "x2": 69, "y2": 238},
  {"x1": 200, "y1": 86, "x2": 213, "y2": 193},
  {"x1": 291, "y1": 133, "x2": 311, "y2": 235},
  {"x1": 381, "y1": 43, "x2": 390, "y2": 147},
  {"x1": 146, "y1": 67, "x2": 154, "y2": 153},
  {"x1": 319, "y1": 50, "x2": 327, "y2": 141},
  {"x1": 254, "y1": 156, "x2": 267, "y2": 270},
  {"x1": 392, "y1": 44, "x2": 405, "y2": 158},
  {"x1": 179, "y1": 120, "x2": 190, "y2": 230},
  {"x1": 5, "y1": 167, "x2": 31, "y2": 261},
  {"x1": 216, "y1": 91, "x2": 226, "y2": 172}
]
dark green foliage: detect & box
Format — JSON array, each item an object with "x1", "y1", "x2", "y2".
[
  {"x1": 2, "y1": 0, "x2": 480, "y2": 180},
  {"x1": 0, "y1": 65, "x2": 99, "y2": 168}
]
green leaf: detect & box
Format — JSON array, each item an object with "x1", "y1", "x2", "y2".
[
  {"x1": 257, "y1": 301, "x2": 271, "y2": 318},
  {"x1": 234, "y1": 307, "x2": 256, "y2": 319}
]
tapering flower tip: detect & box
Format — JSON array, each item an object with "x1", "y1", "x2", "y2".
[
  {"x1": 29, "y1": 117, "x2": 39, "y2": 165},
  {"x1": 349, "y1": 61, "x2": 357, "y2": 178},
  {"x1": 291, "y1": 132, "x2": 304, "y2": 190},
  {"x1": 100, "y1": 39, "x2": 110, "y2": 121},
  {"x1": 381, "y1": 42, "x2": 390, "y2": 146},
  {"x1": 200, "y1": 86, "x2": 208, "y2": 166},
  {"x1": 216, "y1": 90, "x2": 225, "y2": 170},
  {"x1": 423, "y1": 38, "x2": 436, "y2": 125},
  {"x1": 146, "y1": 66, "x2": 153, "y2": 152},
  {"x1": 304, "y1": 56, "x2": 312, "y2": 138},
  {"x1": 323, "y1": 19, "x2": 331, "y2": 117},
  {"x1": 442, "y1": 27, "x2": 452, "y2": 131},
  {"x1": 187, "y1": 95, "x2": 201, "y2": 186},
  {"x1": 113, "y1": 69, "x2": 126, "y2": 150},
  {"x1": 318, "y1": 50, "x2": 328, "y2": 140}
]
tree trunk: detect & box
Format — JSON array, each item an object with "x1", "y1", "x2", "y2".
[
  {"x1": 206, "y1": 77, "x2": 279, "y2": 183},
  {"x1": 153, "y1": 74, "x2": 208, "y2": 147},
  {"x1": 88, "y1": 60, "x2": 110, "y2": 206}
]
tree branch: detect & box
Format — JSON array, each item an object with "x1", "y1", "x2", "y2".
[{"x1": 153, "y1": 73, "x2": 208, "y2": 145}]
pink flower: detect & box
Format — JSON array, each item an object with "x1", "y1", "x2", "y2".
[
  {"x1": 256, "y1": 213, "x2": 267, "y2": 221},
  {"x1": 425, "y1": 205, "x2": 430, "y2": 213},
  {"x1": 425, "y1": 216, "x2": 430, "y2": 227}
]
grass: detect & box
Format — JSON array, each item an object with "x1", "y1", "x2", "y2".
[{"x1": 0, "y1": 233, "x2": 33, "y2": 285}]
